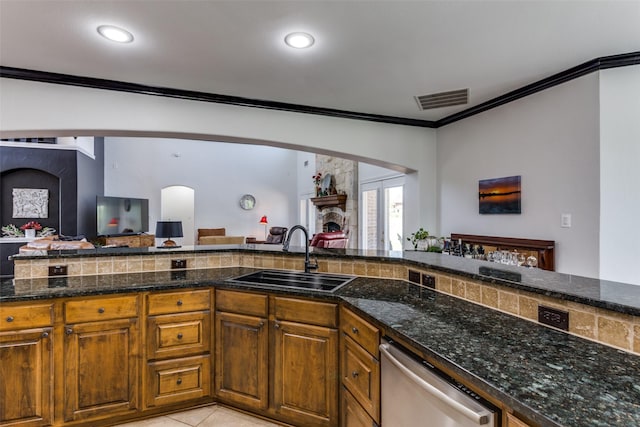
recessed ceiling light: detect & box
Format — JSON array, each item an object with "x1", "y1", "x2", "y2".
[
  {"x1": 97, "y1": 25, "x2": 134, "y2": 43},
  {"x1": 284, "y1": 32, "x2": 314, "y2": 49}
]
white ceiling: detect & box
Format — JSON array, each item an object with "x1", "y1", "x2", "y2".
[{"x1": 1, "y1": 0, "x2": 639, "y2": 122}]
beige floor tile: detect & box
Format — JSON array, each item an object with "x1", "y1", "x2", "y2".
[
  {"x1": 198, "y1": 406, "x2": 281, "y2": 427},
  {"x1": 166, "y1": 405, "x2": 217, "y2": 426},
  {"x1": 114, "y1": 416, "x2": 191, "y2": 427}
]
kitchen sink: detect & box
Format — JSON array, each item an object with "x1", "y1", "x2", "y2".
[{"x1": 228, "y1": 269, "x2": 355, "y2": 292}]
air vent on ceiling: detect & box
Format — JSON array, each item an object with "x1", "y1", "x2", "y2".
[{"x1": 414, "y1": 88, "x2": 468, "y2": 110}]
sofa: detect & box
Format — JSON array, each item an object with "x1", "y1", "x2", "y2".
[
  {"x1": 197, "y1": 228, "x2": 245, "y2": 245},
  {"x1": 310, "y1": 231, "x2": 349, "y2": 248},
  {"x1": 19, "y1": 235, "x2": 95, "y2": 253}
]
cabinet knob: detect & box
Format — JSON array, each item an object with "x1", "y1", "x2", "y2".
[
  {"x1": 351, "y1": 371, "x2": 359, "y2": 378},
  {"x1": 274, "y1": 322, "x2": 280, "y2": 329},
  {"x1": 66, "y1": 328, "x2": 73, "y2": 335},
  {"x1": 177, "y1": 300, "x2": 183, "y2": 306},
  {"x1": 6, "y1": 316, "x2": 14, "y2": 322},
  {"x1": 98, "y1": 307, "x2": 105, "y2": 314},
  {"x1": 351, "y1": 326, "x2": 359, "y2": 334},
  {"x1": 42, "y1": 332, "x2": 49, "y2": 338},
  {"x1": 177, "y1": 333, "x2": 183, "y2": 339},
  {"x1": 258, "y1": 321, "x2": 265, "y2": 328},
  {"x1": 176, "y1": 378, "x2": 182, "y2": 385}
]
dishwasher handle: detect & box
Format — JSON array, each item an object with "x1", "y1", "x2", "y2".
[{"x1": 379, "y1": 343, "x2": 492, "y2": 425}]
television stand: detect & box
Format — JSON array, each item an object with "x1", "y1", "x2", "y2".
[{"x1": 96, "y1": 234, "x2": 155, "y2": 248}]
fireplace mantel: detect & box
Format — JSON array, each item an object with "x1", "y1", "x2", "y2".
[{"x1": 310, "y1": 194, "x2": 347, "y2": 211}]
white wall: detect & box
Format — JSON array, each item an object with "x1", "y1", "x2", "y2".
[
  {"x1": 437, "y1": 73, "x2": 601, "y2": 278},
  {"x1": 0, "y1": 78, "x2": 437, "y2": 237},
  {"x1": 599, "y1": 65, "x2": 640, "y2": 285},
  {"x1": 105, "y1": 137, "x2": 298, "y2": 241}
]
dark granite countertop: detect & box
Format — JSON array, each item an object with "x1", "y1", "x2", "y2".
[
  {"x1": 10, "y1": 244, "x2": 640, "y2": 316},
  {"x1": 2, "y1": 268, "x2": 639, "y2": 426},
  {"x1": 336, "y1": 278, "x2": 640, "y2": 427}
]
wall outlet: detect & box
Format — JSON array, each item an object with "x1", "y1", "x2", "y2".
[
  {"x1": 538, "y1": 305, "x2": 569, "y2": 331},
  {"x1": 561, "y1": 213, "x2": 572, "y2": 228},
  {"x1": 408, "y1": 270, "x2": 421, "y2": 284},
  {"x1": 171, "y1": 259, "x2": 187, "y2": 269},
  {"x1": 422, "y1": 274, "x2": 436, "y2": 289},
  {"x1": 48, "y1": 265, "x2": 68, "y2": 276}
]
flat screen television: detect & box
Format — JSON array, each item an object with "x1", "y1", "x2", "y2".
[{"x1": 96, "y1": 196, "x2": 149, "y2": 237}]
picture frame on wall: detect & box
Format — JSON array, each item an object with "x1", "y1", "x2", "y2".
[{"x1": 478, "y1": 176, "x2": 521, "y2": 214}]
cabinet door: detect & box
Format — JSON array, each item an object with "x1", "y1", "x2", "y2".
[
  {"x1": 341, "y1": 388, "x2": 377, "y2": 427},
  {"x1": 215, "y1": 311, "x2": 268, "y2": 411},
  {"x1": 273, "y1": 320, "x2": 338, "y2": 427},
  {"x1": 63, "y1": 318, "x2": 139, "y2": 422},
  {"x1": 0, "y1": 328, "x2": 53, "y2": 427}
]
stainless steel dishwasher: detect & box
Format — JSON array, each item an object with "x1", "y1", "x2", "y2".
[{"x1": 380, "y1": 340, "x2": 499, "y2": 426}]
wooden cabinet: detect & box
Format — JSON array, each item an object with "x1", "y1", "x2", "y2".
[
  {"x1": 506, "y1": 413, "x2": 532, "y2": 427},
  {"x1": 340, "y1": 306, "x2": 380, "y2": 427},
  {"x1": 62, "y1": 295, "x2": 140, "y2": 422},
  {"x1": 272, "y1": 297, "x2": 338, "y2": 427},
  {"x1": 214, "y1": 290, "x2": 269, "y2": 411},
  {"x1": 0, "y1": 302, "x2": 54, "y2": 427},
  {"x1": 144, "y1": 289, "x2": 212, "y2": 409}
]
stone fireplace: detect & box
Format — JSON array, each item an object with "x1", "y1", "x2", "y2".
[{"x1": 315, "y1": 155, "x2": 358, "y2": 248}]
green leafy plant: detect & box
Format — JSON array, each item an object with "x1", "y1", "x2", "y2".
[{"x1": 407, "y1": 227, "x2": 429, "y2": 250}]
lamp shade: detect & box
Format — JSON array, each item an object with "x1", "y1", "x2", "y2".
[
  {"x1": 259, "y1": 215, "x2": 268, "y2": 225},
  {"x1": 155, "y1": 221, "x2": 183, "y2": 248}
]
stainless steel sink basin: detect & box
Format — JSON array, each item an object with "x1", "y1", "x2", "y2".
[{"x1": 229, "y1": 269, "x2": 355, "y2": 292}]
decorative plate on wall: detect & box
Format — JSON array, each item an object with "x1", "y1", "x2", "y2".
[{"x1": 239, "y1": 194, "x2": 256, "y2": 210}]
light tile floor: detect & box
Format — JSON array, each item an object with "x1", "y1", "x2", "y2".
[{"x1": 114, "y1": 405, "x2": 282, "y2": 427}]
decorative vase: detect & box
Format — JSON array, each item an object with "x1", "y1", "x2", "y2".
[
  {"x1": 25, "y1": 228, "x2": 36, "y2": 238},
  {"x1": 416, "y1": 239, "x2": 428, "y2": 251},
  {"x1": 316, "y1": 186, "x2": 321, "y2": 197}
]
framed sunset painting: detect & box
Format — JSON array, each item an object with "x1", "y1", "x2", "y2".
[{"x1": 479, "y1": 175, "x2": 521, "y2": 214}]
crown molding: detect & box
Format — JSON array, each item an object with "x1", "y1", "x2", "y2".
[
  {"x1": 435, "y1": 51, "x2": 640, "y2": 127},
  {"x1": 1, "y1": 51, "x2": 638, "y2": 130},
  {"x1": 0, "y1": 66, "x2": 436, "y2": 128}
]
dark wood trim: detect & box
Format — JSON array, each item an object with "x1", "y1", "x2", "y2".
[
  {"x1": 436, "y1": 51, "x2": 640, "y2": 127},
  {"x1": 1, "y1": 51, "x2": 637, "y2": 130},
  {"x1": 451, "y1": 233, "x2": 555, "y2": 271},
  {"x1": 0, "y1": 66, "x2": 436, "y2": 129}
]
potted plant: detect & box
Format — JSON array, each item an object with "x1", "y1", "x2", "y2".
[
  {"x1": 407, "y1": 227, "x2": 430, "y2": 250},
  {"x1": 20, "y1": 221, "x2": 42, "y2": 238}
]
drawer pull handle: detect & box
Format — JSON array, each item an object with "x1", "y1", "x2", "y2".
[
  {"x1": 351, "y1": 326, "x2": 359, "y2": 334},
  {"x1": 351, "y1": 371, "x2": 359, "y2": 378},
  {"x1": 6, "y1": 316, "x2": 14, "y2": 322},
  {"x1": 258, "y1": 321, "x2": 265, "y2": 328},
  {"x1": 66, "y1": 328, "x2": 73, "y2": 335},
  {"x1": 98, "y1": 307, "x2": 105, "y2": 314},
  {"x1": 177, "y1": 333, "x2": 183, "y2": 339},
  {"x1": 42, "y1": 332, "x2": 49, "y2": 338},
  {"x1": 274, "y1": 322, "x2": 280, "y2": 329},
  {"x1": 176, "y1": 378, "x2": 182, "y2": 385},
  {"x1": 177, "y1": 300, "x2": 183, "y2": 306}
]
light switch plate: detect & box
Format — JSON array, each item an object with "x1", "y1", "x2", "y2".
[{"x1": 561, "y1": 213, "x2": 572, "y2": 228}]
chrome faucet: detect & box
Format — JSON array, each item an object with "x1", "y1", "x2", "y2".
[{"x1": 282, "y1": 225, "x2": 318, "y2": 273}]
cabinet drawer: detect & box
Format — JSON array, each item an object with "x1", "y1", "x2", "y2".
[
  {"x1": 342, "y1": 387, "x2": 377, "y2": 427},
  {"x1": 148, "y1": 289, "x2": 211, "y2": 315},
  {"x1": 215, "y1": 289, "x2": 268, "y2": 317},
  {"x1": 341, "y1": 306, "x2": 379, "y2": 356},
  {"x1": 0, "y1": 303, "x2": 53, "y2": 331},
  {"x1": 507, "y1": 413, "x2": 531, "y2": 427},
  {"x1": 342, "y1": 335, "x2": 380, "y2": 423},
  {"x1": 65, "y1": 296, "x2": 138, "y2": 323},
  {"x1": 146, "y1": 355, "x2": 211, "y2": 408},
  {"x1": 147, "y1": 311, "x2": 211, "y2": 360},
  {"x1": 273, "y1": 296, "x2": 337, "y2": 327}
]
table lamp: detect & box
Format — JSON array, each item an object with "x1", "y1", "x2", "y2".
[
  {"x1": 155, "y1": 221, "x2": 183, "y2": 248},
  {"x1": 259, "y1": 215, "x2": 268, "y2": 240}
]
